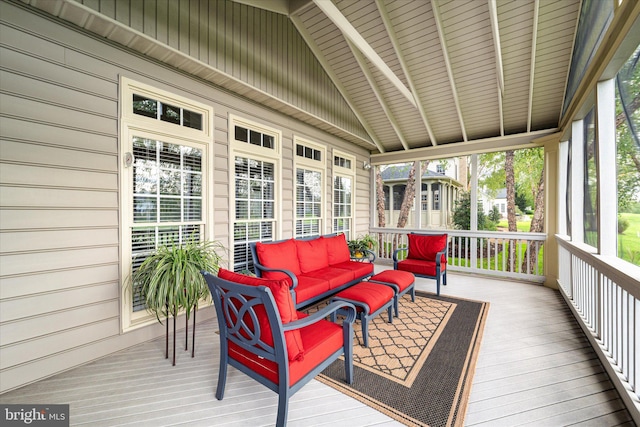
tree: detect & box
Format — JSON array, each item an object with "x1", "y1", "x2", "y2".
[
  {"x1": 452, "y1": 191, "x2": 489, "y2": 230},
  {"x1": 488, "y1": 205, "x2": 501, "y2": 223},
  {"x1": 396, "y1": 162, "x2": 417, "y2": 228},
  {"x1": 375, "y1": 165, "x2": 386, "y2": 228}
]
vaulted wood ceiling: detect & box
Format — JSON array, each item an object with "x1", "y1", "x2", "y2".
[
  {"x1": 24, "y1": 0, "x2": 581, "y2": 157},
  {"x1": 247, "y1": 0, "x2": 581, "y2": 155}
]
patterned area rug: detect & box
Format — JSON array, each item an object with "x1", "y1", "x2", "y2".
[{"x1": 314, "y1": 291, "x2": 489, "y2": 427}]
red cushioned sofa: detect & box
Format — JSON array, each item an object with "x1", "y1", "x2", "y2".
[
  {"x1": 250, "y1": 234, "x2": 375, "y2": 308},
  {"x1": 393, "y1": 232, "x2": 448, "y2": 295}
]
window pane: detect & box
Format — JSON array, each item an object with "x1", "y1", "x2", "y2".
[
  {"x1": 160, "y1": 102, "x2": 181, "y2": 125},
  {"x1": 159, "y1": 197, "x2": 181, "y2": 222},
  {"x1": 133, "y1": 196, "x2": 157, "y2": 222},
  {"x1": 183, "y1": 110, "x2": 202, "y2": 130},
  {"x1": 235, "y1": 126, "x2": 248, "y2": 142},
  {"x1": 183, "y1": 172, "x2": 201, "y2": 196},
  {"x1": 159, "y1": 170, "x2": 180, "y2": 195},
  {"x1": 133, "y1": 94, "x2": 157, "y2": 118}
]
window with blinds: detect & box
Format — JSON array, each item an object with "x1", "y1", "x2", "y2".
[
  {"x1": 130, "y1": 137, "x2": 204, "y2": 312},
  {"x1": 333, "y1": 175, "x2": 352, "y2": 239},
  {"x1": 120, "y1": 77, "x2": 212, "y2": 329},
  {"x1": 296, "y1": 168, "x2": 322, "y2": 237},
  {"x1": 233, "y1": 156, "x2": 276, "y2": 272},
  {"x1": 332, "y1": 151, "x2": 355, "y2": 240}
]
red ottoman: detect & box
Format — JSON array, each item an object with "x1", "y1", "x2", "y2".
[
  {"x1": 331, "y1": 282, "x2": 394, "y2": 347},
  {"x1": 368, "y1": 270, "x2": 415, "y2": 317}
]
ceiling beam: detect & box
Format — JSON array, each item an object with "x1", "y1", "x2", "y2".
[
  {"x1": 290, "y1": 14, "x2": 386, "y2": 153},
  {"x1": 488, "y1": 0, "x2": 504, "y2": 94},
  {"x1": 375, "y1": 0, "x2": 438, "y2": 146},
  {"x1": 488, "y1": 0, "x2": 504, "y2": 136},
  {"x1": 527, "y1": 0, "x2": 540, "y2": 133},
  {"x1": 348, "y1": 39, "x2": 410, "y2": 150},
  {"x1": 371, "y1": 129, "x2": 558, "y2": 165},
  {"x1": 431, "y1": 0, "x2": 468, "y2": 142},
  {"x1": 312, "y1": 0, "x2": 417, "y2": 109}
]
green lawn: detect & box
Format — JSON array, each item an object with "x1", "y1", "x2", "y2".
[
  {"x1": 496, "y1": 219, "x2": 532, "y2": 232},
  {"x1": 619, "y1": 213, "x2": 640, "y2": 265}
]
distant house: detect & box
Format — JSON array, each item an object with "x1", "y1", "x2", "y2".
[
  {"x1": 379, "y1": 161, "x2": 464, "y2": 229},
  {"x1": 479, "y1": 188, "x2": 508, "y2": 218}
]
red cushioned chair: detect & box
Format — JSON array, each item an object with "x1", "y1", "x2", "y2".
[
  {"x1": 393, "y1": 232, "x2": 448, "y2": 295},
  {"x1": 202, "y1": 270, "x2": 356, "y2": 427}
]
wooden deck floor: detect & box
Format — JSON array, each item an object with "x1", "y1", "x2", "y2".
[{"x1": 1, "y1": 266, "x2": 636, "y2": 426}]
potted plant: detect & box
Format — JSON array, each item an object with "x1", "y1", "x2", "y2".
[
  {"x1": 347, "y1": 234, "x2": 377, "y2": 259},
  {"x1": 128, "y1": 238, "x2": 223, "y2": 364}
]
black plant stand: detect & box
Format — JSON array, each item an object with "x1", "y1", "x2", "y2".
[{"x1": 165, "y1": 304, "x2": 198, "y2": 365}]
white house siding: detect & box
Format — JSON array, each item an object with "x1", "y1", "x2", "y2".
[{"x1": 0, "y1": 1, "x2": 371, "y2": 393}]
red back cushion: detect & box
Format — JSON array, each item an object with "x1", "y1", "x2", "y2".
[
  {"x1": 256, "y1": 239, "x2": 301, "y2": 281},
  {"x1": 324, "y1": 234, "x2": 351, "y2": 265},
  {"x1": 296, "y1": 238, "x2": 329, "y2": 273},
  {"x1": 408, "y1": 233, "x2": 448, "y2": 261},
  {"x1": 217, "y1": 269, "x2": 304, "y2": 361}
]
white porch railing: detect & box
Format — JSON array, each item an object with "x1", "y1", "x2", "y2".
[
  {"x1": 369, "y1": 227, "x2": 546, "y2": 282},
  {"x1": 557, "y1": 237, "x2": 640, "y2": 422}
]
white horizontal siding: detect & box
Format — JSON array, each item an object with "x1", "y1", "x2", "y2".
[{"x1": 0, "y1": 0, "x2": 371, "y2": 394}]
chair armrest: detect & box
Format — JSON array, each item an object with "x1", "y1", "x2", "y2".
[
  {"x1": 252, "y1": 261, "x2": 299, "y2": 289},
  {"x1": 435, "y1": 249, "x2": 447, "y2": 267},
  {"x1": 393, "y1": 247, "x2": 408, "y2": 263},
  {"x1": 364, "y1": 249, "x2": 377, "y2": 262},
  {"x1": 283, "y1": 301, "x2": 356, "y2": 331}
]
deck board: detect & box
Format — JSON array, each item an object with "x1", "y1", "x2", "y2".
[{"x1": 0, "y1": 268, "x2": 635, "y2": 426}]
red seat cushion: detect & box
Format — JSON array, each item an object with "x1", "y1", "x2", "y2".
[
  {"x1": 324, "y1": 234, "x2": 351, "y2": 265},
  {"x1": 408, "y1": 234, "x2": 448, "y2": 262},
  {"x1": 294, "y1": 275, "x2": 331, "y2": 305},
  {"x1": 370, "y1": 270, "x2": 415, "y2": 292},
  {"x1": 330, "y1": 260, "x2": 374, "y2": 280},
  {"x1": 333, "y1": 282, "x2": 394, "y2": 313},
  {"x1": 396, "y1": 259, "x2": 446, "y2": 277},
  {"x1": 228, "y1": 314, "x2": 344, "y2": 386},
  {"x1": 301, "y1": 267, "x2": 354, "y2": 290},
  {"x1": 296, "y1": 238, "x2": 329, "y2": 273},
  {"x1": 256, "y1": 239, "x2": 301, "y2": 283},
  {"x1": 217, "y1": 269, "x2": 304, "y2": 361}
]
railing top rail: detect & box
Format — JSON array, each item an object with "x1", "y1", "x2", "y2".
[
  {"x1": 369, "y1": 227, "x2": 547, "y2": 241},
  {"x1": 557, "y1": 235, "x2": 640, "y2": 298}
]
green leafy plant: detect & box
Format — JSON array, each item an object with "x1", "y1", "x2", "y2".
[
  {"x1": 129, "y1": 239, "x2": 224, "y2": 322},
  {"x1": 347, "y1": 234, "x2": 377, "y2": 257}
]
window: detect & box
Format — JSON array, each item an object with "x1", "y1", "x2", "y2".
[
  {"x1": 132, "y1": 94, "x2": 202, "y2": 130},
  {"x1": 230, "y1": 116, "x2": 280, "y2": 273},
  {"x1": 393, "y1": 185, "x2": 406, "y2": 210},
  {"x1": 333, "y1": 151, "x2": 355, "y2": 239},
  {"x1": 432, "y1": 183, "x2": 441, "y2": 210},
  {"x1": 120, "y1": 77, "x2": 212, "y2": 330},
  {"x1": 295, "y1": 139, "x2": 325, "y2": 238},
  {"x1": 234, "y1": 157, "x2": 276, "y2": 272},
  {"x1": 421, "y1": 183, "x2": 428, "y2": 211},
  {"x1": 436, "y1": 164, "x2": 445, "y2": 174}
]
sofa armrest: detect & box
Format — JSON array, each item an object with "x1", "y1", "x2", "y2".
[
  {"x1": 253, "y1": 261, "x2": 299, "y2": 290},
  {"x1": 283, "y1": 301, "x2": 356, "y2": 331}
]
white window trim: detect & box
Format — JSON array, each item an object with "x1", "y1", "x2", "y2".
[
  {"x1": 294, "y1": 137, "x2": 326, "y2": 237},
  {"x1": 332, "y1": 149, "x2": 356, "y2": 236},
  {"x1": 120, "y1": 77, "x2": 213, "y2": 332},
  {"x1": 228, "y1": 115, "x2": 282, "y2": 271}
]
